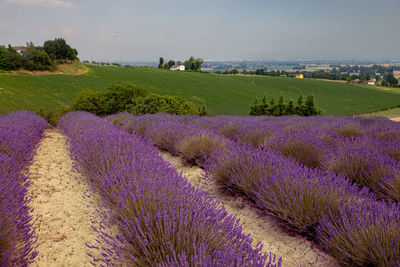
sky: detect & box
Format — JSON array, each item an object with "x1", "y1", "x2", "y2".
[{"x1": 0, "y1": 0, "x2": 399, "y2": 62}]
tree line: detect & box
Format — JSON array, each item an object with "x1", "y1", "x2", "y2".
[
  {"x1": 158, "y1": 56, "x2": 203, "y2": 71},
  {"x1": 0, "y1": 38, "x2": 77, "y2": 71},
  {"x1": 250, "y1": 94, "x2": 322, "y2": 116}
]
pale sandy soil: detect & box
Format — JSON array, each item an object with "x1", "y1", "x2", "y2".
[
  {"x1": 391, "y1": 117, "x2": 400, "y2": 121},
  {"x1": 27, "y1": 129, "x2": 113, "y2": 266},
  {"x1": 11, "y1": 69, "x2": 63, "y2": 75},
  {"x1": 160, "y1": 152, "x2": 338, "y2": 267}
]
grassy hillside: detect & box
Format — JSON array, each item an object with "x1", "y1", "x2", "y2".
[
  {"x1": 1, "y1": 65, "x2": 400, "y2": 115},
  {"x1": 364, "y1": 107, "x2": 400, "y2": 119}
]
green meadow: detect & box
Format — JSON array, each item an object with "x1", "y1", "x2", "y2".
[{"x1": 1, "y1": 65, "x2": 400, "y2": 115}]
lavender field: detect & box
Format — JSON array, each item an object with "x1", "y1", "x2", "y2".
[
  {"x1": 106, "y1": 112, "x2": 400, "y2": 266},
  {"x1": 2, "y1": 110, "x2": 400, "y2": 266}
]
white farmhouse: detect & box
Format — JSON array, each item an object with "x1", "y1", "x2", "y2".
[
  {"x1": 12, "y1": 46, "x2": 27, "y2": 55},
  {"x1": 368, "y1": 78, "x2": 376, "y2": 85},
  {"x1": 170, "y1": 65, "x2": 185, "y2": 71}
]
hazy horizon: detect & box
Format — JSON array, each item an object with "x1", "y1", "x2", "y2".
[{"x1": 1, "y1": 0, "x2": 399, "y2": 62}]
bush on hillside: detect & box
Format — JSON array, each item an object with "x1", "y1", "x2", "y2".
[
  {"x1": 70, "y1": 89, "x2": 107, "y2": 115},
  {"x1": 127, "y1": 94, "x2": 200, "y2": 115},
  {"x1": 70, "y1": 84, "x2": 148, "y2": 116},
  {"x1": 103, "y1": 84, "x2": 148, "y2": 115}
]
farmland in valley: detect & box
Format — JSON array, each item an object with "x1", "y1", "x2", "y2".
[{"x1": 1, "y1": 65, "x2": 400, "y2": 115}]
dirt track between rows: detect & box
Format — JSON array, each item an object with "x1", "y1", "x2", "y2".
[
  {"x1": 160, "y1": 151, "x2": 338, "y2": 267},
  {"x1": 27, "y1": 129, "x2": 106, "y2": 266}
]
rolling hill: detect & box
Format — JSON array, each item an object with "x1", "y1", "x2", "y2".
[{"x1": 1, "y1": 65, "x2": 400, "y2": 115}]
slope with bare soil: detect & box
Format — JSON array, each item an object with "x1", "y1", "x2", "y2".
[
  {"x1": 27, "y1": 129, "x2": 108, "y2": 266},
  {"x1": 160, "y1": 151, "x2": 338, "y2": 267}
]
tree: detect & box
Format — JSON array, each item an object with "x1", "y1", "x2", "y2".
[
  {"x1": 24, "y1": 44, "x2": 53, "y2": 70},
  {"x1": 158, "y1": 57, "x2": 164, "y2": 69},
  {"x1": 249, "y1": 94, "x2": 322, "y2": 116},
  {"x1": 384, "y1": 73, "x2": 398, "y2": 87},
  {"x1": 303, "y1": 95, "x2": 321, "y2": 116},
  {"x1": 193, "y1": 58, "x2": 203, "y2": 71},
  {"x1": 285, "y1": 100, "x2": 295, "y2": 115},
  {"x1": 295, "y1": 95, "x2": 304, "y2": 115},
  {"x1": 43, "y1": 38, "x2": 77, "y2": 60},
  {"x1": 183, "y1": 56, "x2": 203, "y2": 71},
  {"x1": 0, "y1": 46, "x2": 23, "y2": 70},
  {"x1": 231, "y1": 69, "x2": 238, "y2": 74},
  {"x1": 167, "y1": 60, "x2": 176, "y2": 69}
]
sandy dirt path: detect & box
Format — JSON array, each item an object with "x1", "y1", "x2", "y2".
[
  {"x1": 160, "y1": 152, "x2": 338, "y2": 267},
  {"x1": 27, "y1": 129, "x2": 106, "y2": 267},
  {"x1": 391, "y1": 117, "x2": 400, "y2": 122}
]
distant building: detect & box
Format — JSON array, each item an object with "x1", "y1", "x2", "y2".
[
  {"x1": 368, "y1": 78, "x2": 376, "y2": 85},
  {"x1": 295, "y1": 74, "x2": 304, "y2": 79},
  {"x1": 12, "y1": 46, "x2": 27, "y2": 55},
  {"x1": 350, "y1": 79, "x2": 360, "y2": 84},
  {"x1": 170, "y1": 65, "x2": 185, "y2": 71}
]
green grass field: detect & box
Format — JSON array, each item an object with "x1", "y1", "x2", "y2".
[
  {"x1": 363, "y1": 107, "x2": 400, "y2": 119},
  {"x1": 1, "y1": 65, "x2": 400, "y2": 115}
]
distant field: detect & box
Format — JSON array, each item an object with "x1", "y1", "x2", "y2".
[{"x1": 1, "y1": 65, "x2": 400, "y2": 115}]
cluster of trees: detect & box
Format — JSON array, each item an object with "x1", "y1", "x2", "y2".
[
  {"x1": 70, "y1": 84, "x2": 207, "y2": 116},
  {"x1": 158, "y1": 56, "x2": 203, "y2": 71},
  {"x1": 381, "y1": 73, "x2": 398, "y2": 87},
  {"x1": 0, "y1": 43, "x2": 53, "y2": 71},
  {"x1": 250, "y1": 95, "x2": 322, "y2": 116},
  {"x1": 0, "y1": 38, "x2": 78, "y2": 71},
  {"x1": 43, "y1": 38, "x2": 77, "y2": 61}
]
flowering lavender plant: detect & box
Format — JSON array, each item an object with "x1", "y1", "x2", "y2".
[
  {"x1": 58, "y1": 112, "x2": 281, "y2": 266},
  {"x1": 0, "y1": 111, "x2": 49, "y2": 266}
]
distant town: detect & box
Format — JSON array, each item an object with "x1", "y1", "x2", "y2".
[{"x1": 110, "y1": 58, "x2": 400, "y2": 87}]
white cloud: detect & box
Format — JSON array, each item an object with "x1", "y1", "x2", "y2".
[{"x1": 5, "y1": 0, "x2": 76, "y2": 9}]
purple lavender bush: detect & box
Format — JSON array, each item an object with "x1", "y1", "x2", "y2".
[
  {"x1": 317, "y1": 199, "x2": 400, "y2": 266},
  {"x1": 205, "y1": 143, "x2": 366, "y2": 235},
  {"x1": 176, "y1": 131, "x2": 231, "y2": 167},
  {"x1": 0, "y1": 111, "x2": 49, "y2": 266},
  {"x1": 58, "y1": 112, "x2": 281, "y2": 267},
  {"x1": 107, "y1": 113, "x2": 400, "y2": 265},
  {"x1": 325, "y1": 136, "x2": 400, "y2": 202}
]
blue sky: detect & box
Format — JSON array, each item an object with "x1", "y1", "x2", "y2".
[{"x1": 0, "y1": 0, "x2": 399, "y2": 61}]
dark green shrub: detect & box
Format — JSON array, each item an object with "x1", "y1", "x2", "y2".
[
  {"x1": 70, "y1": 84, "x2": 148, "y2": 116},
  {"x1": 70, "y1": 89, "x2": 107, "y2": 115},
  {"x1": 0, "y1": 46, "x2": 23, "y2": 70},
  {"x1": 250, "y1": 94, "x2": 322, "y2": 116},
  {"x1": 128, "y1": 94, "x2": 200, "y2": 115},
  {"x1": 103, "y1": 84, "x2": 148, "y2": 115}
]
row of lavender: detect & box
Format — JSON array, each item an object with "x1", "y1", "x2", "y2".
[
  {"x1": 57, "y1": 112, "x2": 281, "y2": 266},
  {"x1": 0, "y1": 111, "x2": 49, "y2": 266},
  {"x1": 111, "y1": 114, "x2": 400, "y2": 203},
  {"x1": 107, "y1": 113, "x2": 400, "y2": 266}
]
